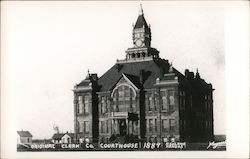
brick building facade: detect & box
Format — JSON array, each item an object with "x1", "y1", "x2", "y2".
[{"x1": 73, "y1": 7, "x2": 214, "y2": 143}]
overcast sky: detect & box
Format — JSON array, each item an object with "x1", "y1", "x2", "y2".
[{"x1": 3, "y1": 1, "x2": 226, "y2": 139}]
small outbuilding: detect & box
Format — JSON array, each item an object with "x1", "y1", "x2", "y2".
[
  {"x1": 52, "y1": 132, "x2": 74, "y2": 144},
  {"x1": 17, "y1": 130, "x2": 33, "y2": 144}
]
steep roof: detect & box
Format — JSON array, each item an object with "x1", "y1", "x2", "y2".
[
  {"x1": 97, "y1": 58, "x2": 185, "y2": 92},
  {"x1": 78, "y1": 80, "x2": 91, "y2": 87},
  {"x1": 134, "y1": 14, "x2": 149, "y2": 29},
  {"x1": 123, "y1": 73, "x2": 142, "y2": 89},
  {"x1": 52, "y1": 133, "x2": 75, "y2": 139},
  {"x1": 17, "y1": 131, "x2": 33, "y2": 137},
  {"x1": 52, "y1": 133, "x2": 64, "y2": 139}
]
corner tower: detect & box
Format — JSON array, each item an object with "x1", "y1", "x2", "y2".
[{"x1": 124, "y1": 5, "x2": 159, "y2": 62}]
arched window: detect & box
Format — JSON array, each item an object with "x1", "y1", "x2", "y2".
[{"x1": 112, "y1": 85, "x2": 136, "y2": 112}]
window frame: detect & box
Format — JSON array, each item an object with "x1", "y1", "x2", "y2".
[{"x1": 169, "y1": 119, "x2": 175, "y2": 131}]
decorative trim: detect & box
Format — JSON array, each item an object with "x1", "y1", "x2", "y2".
[{"x1": 116, "y1": 56, "x2": 154, "y2": 64}]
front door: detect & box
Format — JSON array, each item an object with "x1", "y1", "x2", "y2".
[{"x1": 119, "y1": 119, "x2": 127, "y2": 136}]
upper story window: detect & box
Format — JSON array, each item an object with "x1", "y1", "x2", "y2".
[
  {"x1": 78, "y1": 95, "x2": 90, "y2": 114},
  {"x1": 78, "y1": 96, "x2": 83, "y2": 114},
  {"x1": 84, "y1": 96, "x2": 89, "y2": 113},
  {"x1": 112, "y1": 85, "x2": 136, "y2": 112},
  {"x1": 169, "y1": 90, "x2": 175, "y2": 111},
  {"x1": 161, "y1": 89, "x2": 175, "y2": 111},
  {"x1": 100, "y1": 96, "x2": 107, "y2": 114},
  {"x1": 147, "y1": 92, "x2": 155, "y2": 111}
]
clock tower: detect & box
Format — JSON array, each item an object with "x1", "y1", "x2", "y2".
[
  {"x1": 124, "y1": 5, "x2": 159, "y2": 61},
  {"x1": 132, "y1": 5, "x2": 151, "y2": 48}
]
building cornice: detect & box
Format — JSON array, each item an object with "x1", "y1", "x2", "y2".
[
  {"x1": 73, "y1": 86, "x2": 92, "y2": 92},
  {"x1": 116, "y1": 56, "x2": 154, "y2": 64}
]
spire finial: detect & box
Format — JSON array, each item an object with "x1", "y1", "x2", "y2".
[
  {"x1": 85, "y1": 69, "x2": 91, "y2": 80},
  {"x1": 169, "y1": 62, "x2": 173, "y2": 73},
  {"x1": 139, "y1": 4, "x2": 144, "y2": 15},
  {"x1": 196, "y1": 68, "x2": 200, "y2": 79}
]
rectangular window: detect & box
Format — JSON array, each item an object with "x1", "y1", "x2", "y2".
[
  {"x1": 161, "y1": 90, "x2": 168, "y2": 111},
  {"x1": 149, "y1": 119, "x2": 154, "y2": 132},
  {"x1": 84, "y1": 95, "x2": 89, "y2": 113},
  {"x1": 169, "y1": 119, "x2": 175, "y2": 131},
  {"x1": 78, "y1": 96, "x2": 83, "y2": 114},
  {"x1": 100, "y1": 121, "x2": 105, "y2": 133},
  {"x1": 84, "y1": 121, "x2": 89, "y2": 133},
  {"x1": 101, "y1": 96, "x2": 107, "y2": 114},
  {"x1": 168, "y1": 90, "x2": 174, "y2": 111},
  {"x1": 80, "y1": 122, "x2": 84, "y2": 133},
  {"x1": 162, "y1": 119, "x2": 168, "y2": 132},
  {"x1": 148, "y1": 93, "x2": 154, "y2": 111}
]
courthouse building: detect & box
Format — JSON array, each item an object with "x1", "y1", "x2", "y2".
[{"x1": 73, "y1": 7, "x2": 214, "y2": 143}]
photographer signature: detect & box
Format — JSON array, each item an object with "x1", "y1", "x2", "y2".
[{"x1": 207, "y1": 141, "x2": 226, "y2": 149}]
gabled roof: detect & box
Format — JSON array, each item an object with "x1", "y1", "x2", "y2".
[
  {"x1": 52, "y1": 133, "x2": 64, "y2": 139},
  {"x1": 17, "y1": 131, "x2": 33, "y2": 137},
  {"x1": 109, "y1": 73, "x2": 142, "y2": 92},
  {"x1": 78, "y1": 80, "x2": 91, "y2": 87},
  {"x1": 64, "y1": 133, "x2": 74, "y2": 138},
  {"x1": 134, "y1": 14, "x2": 149, "y2": 29},
  {"x1": 97, "y1": 58, "x2": 185, "y2": 92},
  {"x1": 52, "y1": 133, "x2": 75, "y2": 139},
  {"x1": 77, "y1": 58, "x2": 212, "y2": 93},
  {"x1": 123, "y1": 73, "x2": 142, "y2": 89}
]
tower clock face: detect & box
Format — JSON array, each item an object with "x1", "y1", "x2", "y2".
[{"x1": 136, "y1": 39, "x2": 143, "y2": 47}]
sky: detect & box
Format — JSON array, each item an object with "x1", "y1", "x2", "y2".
[{"x1": 2, "y1": 1, "x2": 226, "y2": 139}]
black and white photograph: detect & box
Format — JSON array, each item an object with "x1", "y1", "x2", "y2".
[{"x1": 1, "y1": 1, "x2": 249, "y2": 158}]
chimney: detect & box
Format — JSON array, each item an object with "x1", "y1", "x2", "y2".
[
  {"x1": 185, "y1": 69, "x2": 194, "y2": 80},
  {"x1": 185, "y1": 69, "x2": 189, "y2": 78},
  {"x1": 189, "y1": 72, "x2": 194, "y2": 79},
  {"x1": 90, "y1": 73, "x2": 98, "y2": 82},
  {"x1": 140, "y1": 69, "x2": 145, "y2": 84}
]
